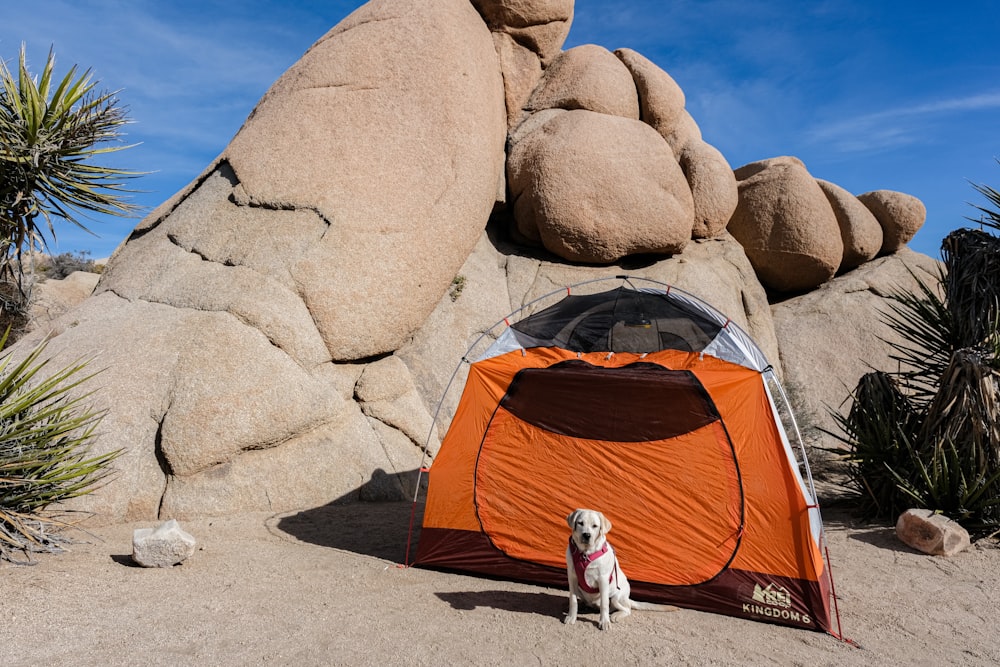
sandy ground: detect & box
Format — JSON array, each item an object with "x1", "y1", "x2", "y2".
[{"x1": 3, "y1": 499, "x2": 999, "y2": 667}]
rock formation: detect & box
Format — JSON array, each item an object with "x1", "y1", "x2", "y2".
[{"x1": 14, "y1": 0, "x2": 934, "y2": 523}]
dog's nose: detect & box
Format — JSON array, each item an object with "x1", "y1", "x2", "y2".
[{"x1": 581, "y1": 532, "x2": 591, "y2": 542}]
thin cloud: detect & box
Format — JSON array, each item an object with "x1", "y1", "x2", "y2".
[{"x1": 809, "y1": 92, "x2": 1000, "y2": 153}]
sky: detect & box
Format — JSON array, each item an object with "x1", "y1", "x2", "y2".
[{"x1": 2, "y1": 0, "x2": 998, "y2": 260}]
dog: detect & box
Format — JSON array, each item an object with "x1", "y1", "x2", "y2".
[{"x1": 563, "y1": 508, "x2": 677, "y2": 630}]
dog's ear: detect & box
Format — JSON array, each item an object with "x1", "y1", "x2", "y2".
[
  {"x1": 566, "y1": 509, "x2": 583, "y2": 529},
  {"x1": 599, "y1": 512, "x2": 612, "y2": 535}
]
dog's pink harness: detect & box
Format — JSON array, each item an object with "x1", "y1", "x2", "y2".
[{"x1": 569, "y1": 538, "x2": 618, "y2": 595}]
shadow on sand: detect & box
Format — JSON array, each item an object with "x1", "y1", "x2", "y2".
[{"x1": 269, "y1": 468, "x2": 424, "y2": 564}]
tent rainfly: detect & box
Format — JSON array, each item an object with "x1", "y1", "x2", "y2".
[{"x1": 410, "y1": 276, "x2": 844, "y2": 637}]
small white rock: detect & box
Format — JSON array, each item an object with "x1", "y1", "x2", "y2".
[{"x1": 132, "y1": 519, "x2": 196, "y2": 567}]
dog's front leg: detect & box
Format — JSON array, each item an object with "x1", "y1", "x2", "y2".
[
  {"x1": 564, "y1": 588, "x2": 579, "y2": 625},
  {"x1": 564, "y1": 552, "x2": 579, "y2": 625},
  {"x1": 598, "y1": 576, "x2": 611, "y2": 630}
]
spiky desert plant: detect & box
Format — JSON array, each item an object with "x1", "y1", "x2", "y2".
[
  {"x1": 0, "y1": 333, "x2": 119, "y2": 563},
  {"x1": 0, "y1": 44, "x2": 142, "y2": 304},
  {"x1": 827, "y1": 371, "x2": 921, "y2": 518},
  {"x1": 893, "y1": 348, "x2": 1000, "y2": 530}
]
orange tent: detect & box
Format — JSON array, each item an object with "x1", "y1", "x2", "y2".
[{"x1": 413, "y1": 279, "x2": 840, "y2": 635}]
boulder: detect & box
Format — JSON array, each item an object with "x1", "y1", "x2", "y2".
[
  {"x1": 355, "y1": 355, "x2": 440, "y2": 456},
  {"x1": 679, "y1": 141, "x2": 739, "y2": 239},
  {"x1": 816, "y1": 179, "x2": 883, "y2": 272},
  {"x1": 508, "y1": 109, "x2": 693, "y2": 263},
  {"x1": 729, "y1": 157, "x2": 844, "y2": 292},
  {"x1": 470, "y1": 0, "x2": 574, "y2": 64},
  {"x1": 857, "y1": 190, "x2": 927, "y2": 254},
  {"x1": 659, "y1": 109, "x2": 702, "y2": 159},
  {"x1": 224, "y1": 0, "x2": 507, "y2": 360},
  {"x1": 772, "y1": 248, "x2": 941, "y2": 450},
  {"x1": 896, "y1": 509, "x2": 971, "y2": 557},
  {"x1": 132, "y1": 519, "x2": 196, "y2": 567},
  {"x1": 491, "y1": 31, "x2": 543, "y2": 128},
  {"x1": 525, "y1": 44, "x2": 640, "y2": 119},
  {"x1": 27, "y1": 271, "x2": 100, "y2": 335},
  {"x1": 614, "y1": 48, "x2": 685, "y2": 135}
]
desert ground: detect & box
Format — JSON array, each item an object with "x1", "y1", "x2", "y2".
[{"x1": 3, "y1": 497, "x2": 998, "y2": 666}]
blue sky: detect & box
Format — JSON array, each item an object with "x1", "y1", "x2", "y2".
[{"x1": 3, "y1": 1, "x2": 998, "y2": 260}]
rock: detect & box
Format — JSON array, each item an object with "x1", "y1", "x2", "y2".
[
  {"x1": 508, "y1": 109, "x2": 692, "y2": 263},
  {"x1": 27, "y1": 271, "x2": 100, "y2": 335},
  {"x1": 772, "y1": 248, "x2": 941, "y2": 450},
  {"x1": 857, "y1": 190, "x2": 927, "y2": 254},
  {"x1": 896, "y1": 509, "x2": 971, "y2": 556},
  {"x1": 679, "y1": 141, "x2": 739, "y2": 239},
  {"x1": 224, "y1": 0, "x2": 507, "y2": 360},
  {"x1": 1, "y1": 0, "x2": 942, "y2": 528},
  {"x1": 355, "y1": 355, "x2": 440, "y2": 455},
  {"x1": 729, "y1": 157, "x2": 843, "y2": 292},
  {"x1": 470, "y1": 0, "x2": 574, "y2": 64},
  {"x1": 816, "y1": 179, "x2": 883, "y2": 272},
  {"x1": 132, "y1": 519, "x2": 196, "y2": 567},
  {"x1": 659, "y1": 109, "x2": 702, "y2": 159},
  {"x1": 525, "y1": 44, "x2": 640, "y2": 119},
  {"x1": 491, "y1": 31, "x2": 543, "y2": 128},
  {"x1": 614, "y1": 48, "x2": 685, "y2": 136}
]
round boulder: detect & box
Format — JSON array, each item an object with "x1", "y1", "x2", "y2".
[
  {"x1": 224, "y1": 0, "x2": 507, "y2": 361},
  {"x1": 816, "y1": 179, "x2": 883, "y2": 271},
  {"x1": 729, "y1": 157, "x2": 843, "y2": 292},
  {"x1": 508, "y1": 109, "x2": 693, "y2": 263},
  {"x1": 525, "y1": 44, "x2": 640, "y2": 119},
  {"x1": 679, "y1": 140, "x2": 739, "y2": 239},
  {"x1": 857, "y1": 190, "x2": 927, "y2": 254},
  {"x1": 614, "y1": 48, "x2": 685, "y2": 135}
]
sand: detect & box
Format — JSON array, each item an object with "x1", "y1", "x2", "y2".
[{"x1": 3, "y1": 500, "x2": 998, "y2": 666}]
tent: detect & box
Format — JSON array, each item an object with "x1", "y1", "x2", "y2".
[{"x1": 411, "y1": 276, "x2": 842, "y2": 636}]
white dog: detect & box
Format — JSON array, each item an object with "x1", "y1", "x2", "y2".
[{"x1": 563, "y1": 508, "x2": 676, "y2": 630}]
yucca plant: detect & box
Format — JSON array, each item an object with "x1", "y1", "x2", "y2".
[
  {"x1": 0, "y1": 332, "x2": 119, "y2": 563},
  {"x1": 892, "y1": 348, "x2": 1000, "y2": 530},
  {"x1": 0, "y1": 44, "x2": 142, "y2": 305},
  {"x1": 827, "y1": 371, "x2": 921, "y2": 519}
]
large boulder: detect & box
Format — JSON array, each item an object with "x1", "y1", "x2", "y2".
[
  {"x1": 857, "y1": 190, "x2": 927, "y2": 254},
  {"x1": 816, "y1": 179, "x2": 883, "y2": 272},
  {"x1": 508, "y1": 109, "x2": 693, "y2": 263},
  {"x1": 729, "y1": 157, "x2": 844, "y2": 292},
  {"x1": 772, "y1": 247, "x2": 941, "y2": 450},
  {"x1": 615, "y1": 48, "x2": 685, "y2": 134},
  {"x1": 223, "y1": 0, "x2": 506, "y2": 360},
  {"x1": 679, "y1": 141, "x2": 739, "y2": 239},
  {"x1": 525, "y1": 44, "x2": 640, "y2": 119},
  {"x1": 9, "y1": 0, "x2": 505, "y2": 522}
]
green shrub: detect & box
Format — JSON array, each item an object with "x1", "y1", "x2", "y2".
[{"x1": 0, "y1": 333, "x2": 119, "y2": 563}]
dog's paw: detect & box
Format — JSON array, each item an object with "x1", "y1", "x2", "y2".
[
  {"x1": 599, "y1": 618, "x2": 611, "y2": 631},
  {"x1": 563, "y1": 614, "x2": 576, "y2": 625}
]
